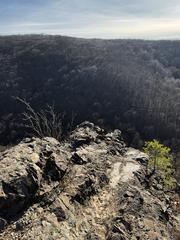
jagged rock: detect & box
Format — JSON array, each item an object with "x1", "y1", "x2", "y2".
[
  {"x1": 69, "y1": 121, "x2": 104, "y2": 148},
  {"x1": 105, "y1": 129, "x2": 122, "y2": 141},
  {"x1": 71, "y1": 152, "x2": 88, "y2": 165},
  {"x1": 0, "y1": 123, "x2": 179, "y2": 240},
  {"x1": 0, "y1": 137, "x2": 68, "y2": 219},
  {"x1": 49, "y1": 205, "x2": 67, "y2": 222}
]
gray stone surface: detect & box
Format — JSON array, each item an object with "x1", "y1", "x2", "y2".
[{"x1": 0, "y1": 122, "x2": 179, "y2": 239}]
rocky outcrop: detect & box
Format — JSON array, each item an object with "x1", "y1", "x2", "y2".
[
  {"x1": 0, "y1": 137, "x2": 69, "y2": 220},
  {"x1": 0, "y1": 122, "x2": 179, "y2": 239}
]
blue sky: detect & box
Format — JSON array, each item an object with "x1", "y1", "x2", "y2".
[{"x1": 0, "y1": 0, "x2": 180, "y2": 39}]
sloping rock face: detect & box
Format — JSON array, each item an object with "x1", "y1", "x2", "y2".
[{"x1": 0, "y1": 122, "x2": 179, "y2": 240}]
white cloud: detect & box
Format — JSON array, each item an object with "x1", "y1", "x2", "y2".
[{"x1": 1, "y1": 0, "x2": 180, "y2": 39}]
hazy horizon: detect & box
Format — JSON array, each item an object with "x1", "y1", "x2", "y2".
[{"x1": 1, "y1": 0, "x2": 180, "y2": 39}]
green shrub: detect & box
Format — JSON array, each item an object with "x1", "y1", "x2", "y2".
[{"x1": 144, "y1": 140, "x2": 176, "y2": 189}]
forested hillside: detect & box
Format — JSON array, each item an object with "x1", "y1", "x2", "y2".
[{"x1": 1, "y1": 35, "x2": 180, "y2": 148}]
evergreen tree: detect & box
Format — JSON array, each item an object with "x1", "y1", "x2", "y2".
[{"x1": 144, "y1": 140, "x2": 176, "y2": 189}]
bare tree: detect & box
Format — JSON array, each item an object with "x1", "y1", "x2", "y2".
[{"x1": 16, "y1": 97, "x2": 62, "y2": 140}]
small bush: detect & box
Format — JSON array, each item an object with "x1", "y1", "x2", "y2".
[{"x1": 144, "y1": 140, "x2": 176, "y2": 189}]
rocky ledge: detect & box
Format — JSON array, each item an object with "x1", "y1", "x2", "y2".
[{"x1": 0, "y1": 122, "x2": 179, "y2": 240}]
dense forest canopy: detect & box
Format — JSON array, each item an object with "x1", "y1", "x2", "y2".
[{"x1": 1, "y1": 35, "x2": 180, "y2": 149}]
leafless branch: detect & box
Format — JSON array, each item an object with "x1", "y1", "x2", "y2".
[{"x1": 15, "y1": 97, "x2": 62, "y2": 140}]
